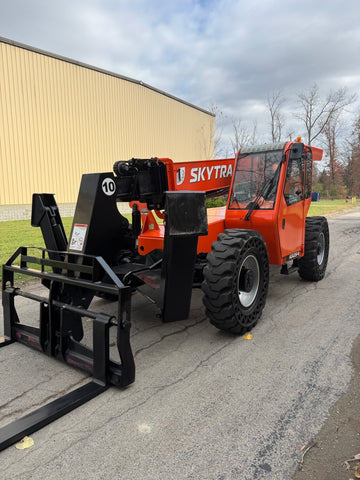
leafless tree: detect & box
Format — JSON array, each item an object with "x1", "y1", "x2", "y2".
[
  {"x1": 230, "y1": 119, "x2": 257, "y2": 156},
  {"x1": 322, "y1": 112, "x2": 343, "y2": 187},
  {"x1": 295, "y1": 83, "x2": 356, "y2": 144},
  {"x1": 249, "y1": 120, "x2": 258, "y2": 145},
  {"x1": 267, "y1": 91, "x2": 285, "y2": 142},
  {"x1": 285, "y1": 129, "x2": 295, "y2": 141},
  {"x1": 201, "y1": 104, "x2": 225, "y2": 159},
  {"x1": 344, "y1": 114, "x2": 360, "y2": 196}
]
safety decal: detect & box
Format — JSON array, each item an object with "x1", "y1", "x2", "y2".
[{"x1": 69, "y1": 224, "x2": 88, "y2": 251}]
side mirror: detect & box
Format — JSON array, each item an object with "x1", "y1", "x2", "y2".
[{"x1": 289, "y1": 142, "x2": 305, "y2": 160}]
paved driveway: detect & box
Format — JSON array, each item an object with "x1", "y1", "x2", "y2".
[{"x1": 1, "y1": 208, "x2": 360, "y2": 479}]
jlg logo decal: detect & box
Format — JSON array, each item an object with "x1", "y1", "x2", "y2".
[
  {"x1": 190, "y1": 165, "x2": 233, "y2": 183},
  {"x1": 176, "y1": 167, "x2": 186, "y2": 185}
]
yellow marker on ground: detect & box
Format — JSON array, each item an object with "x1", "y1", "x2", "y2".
[
  {"x1": 243, "y1": 333, "x2": 253, "y2": 340},
  {"x1": 15, "y1": 436, "x2": 34, "y2": 450}
]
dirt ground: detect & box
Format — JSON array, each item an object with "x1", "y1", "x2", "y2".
[{"x1": 293, "y1": 335, "x2": 360, "y2": 480}]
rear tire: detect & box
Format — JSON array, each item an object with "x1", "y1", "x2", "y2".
[
  {"x1": 298, "y1": 216, "x2": 329, "y2": 281},
  {"x1": 202, "y1": 230, "x2": 269, "y2": 334}
]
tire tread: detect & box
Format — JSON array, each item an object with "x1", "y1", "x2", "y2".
[{"x1": 202, "y1": 229, "x2": 269, "y2": 334}]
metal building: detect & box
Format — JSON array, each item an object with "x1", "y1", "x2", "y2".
[{"x1": 0, "y1": 37, "x2": 214, "y2": 220}]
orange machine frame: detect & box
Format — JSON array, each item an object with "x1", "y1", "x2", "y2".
[{"x1": 136, "y1": 142, "x2": 323, "y2": 265}]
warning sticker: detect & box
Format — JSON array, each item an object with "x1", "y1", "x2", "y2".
[{"x1": 69, "y1": 224, "x2": 88, "y2": 252}]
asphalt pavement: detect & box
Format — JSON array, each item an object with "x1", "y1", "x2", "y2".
[{"x1": 0, "y1": 208, "x2": 359, "y2": 480}]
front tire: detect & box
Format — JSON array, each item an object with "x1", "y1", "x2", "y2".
[
  {"x1": 298, "y1": 216, "x2": 329, "y2": 281},
  {"x1": 202, "y1": 230, "x2": 269, "y2": 334}
]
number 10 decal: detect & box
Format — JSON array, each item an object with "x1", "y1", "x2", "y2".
[{"x1": 102, "y1": 178, "x2": 116, "y2": 196}]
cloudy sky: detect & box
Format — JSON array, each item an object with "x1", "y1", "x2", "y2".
[{"x1": 1, "y1": 0, "x2": 360, "y2": 152}]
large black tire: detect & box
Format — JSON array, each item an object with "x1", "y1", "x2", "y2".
[
  {"x1": 298, "y1": 216, "x2": 329, "y2": 281},
  {"x1": 202, "y1": 229, "x2": 269, "y2": 334}
]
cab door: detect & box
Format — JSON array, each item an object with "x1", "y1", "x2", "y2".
[{"x1": 277, "y1": 148, "x2": 311, "y2": 261}]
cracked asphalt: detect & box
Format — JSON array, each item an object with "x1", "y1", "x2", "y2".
[{"x1": 0, "y1": 208, "x2": 360, "y2": 480}]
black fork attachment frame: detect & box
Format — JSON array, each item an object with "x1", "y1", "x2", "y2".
[
  {"x1": 0, "y1": 247, "x2": 135, "y2": 451},
  {"x1": 0, "y1": 164, "x2": 207, "y2": 451}
]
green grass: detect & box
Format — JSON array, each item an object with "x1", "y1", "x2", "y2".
[
  {"x1": 0, "y1": 217, "x2": 74, "y2": 283},
  {"x1": 0, "y1": 200, "x2": 358, "y2": 283},
  {"x1": 308, "y1": 199, "x2": 358, "y2": 216}
]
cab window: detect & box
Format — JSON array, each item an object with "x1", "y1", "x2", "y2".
[
  {"x1": 283, "y1": 158, "x2": 304, "y2": 205},
  {"x1": 304, "y1": 149, "x2": 312, "y2": 199},
  {"x1": 229, "y1": 150, "x2": 282, "y2": 210}
]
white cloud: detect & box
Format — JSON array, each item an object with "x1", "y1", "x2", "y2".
[{"x1": 1, "y1": 0, "x2": 360, "y2": 147}]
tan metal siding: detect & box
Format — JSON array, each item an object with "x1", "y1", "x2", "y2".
[{"x1": 0, "y1": 41, "x2": 214, "y2": 205}]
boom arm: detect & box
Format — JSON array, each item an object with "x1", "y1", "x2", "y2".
[
  {"x1": 112, "y1": 157, "x2": 234, "y2": 211},
  {"x1": 160, "y1": 157, "x2": 234, "y2": 195}
]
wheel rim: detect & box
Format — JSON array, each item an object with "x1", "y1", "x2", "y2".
[
  {"x1": 237, "y1": 254, "x2": 260, "y2": 308},
  {"x1": 317, "y1": 232, "x2": 325, "y2": 265}
]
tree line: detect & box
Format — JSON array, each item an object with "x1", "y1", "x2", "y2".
[{"x1": 212, "y1": 83, "x2": 360, "y2": 199}]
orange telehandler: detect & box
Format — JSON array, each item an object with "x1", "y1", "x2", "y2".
[{"x1": 0, "y1": 139, "x2": 329, "y2": 449}]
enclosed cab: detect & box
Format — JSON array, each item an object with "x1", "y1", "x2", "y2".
[
  {"x1": 225, "y1": 141, "x2": 323, "y2": 264},
  {"x1": 201, "y1": 140, "x2": 329, "y2": 334}
]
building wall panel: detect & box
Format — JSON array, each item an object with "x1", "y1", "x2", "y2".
[{"x1": 0, "y1": 39, "x2": 214, "y2": 206}]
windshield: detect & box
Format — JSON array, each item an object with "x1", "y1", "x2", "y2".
[{"x1": 229, "y1": 149, "x2": 283, "y2": 210}]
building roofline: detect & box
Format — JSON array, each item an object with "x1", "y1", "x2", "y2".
[{"x1": 0, "y1": 36, "x2": 214, "y2": 117}]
